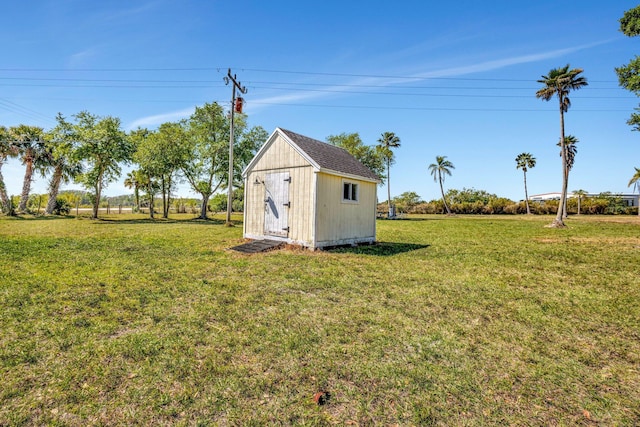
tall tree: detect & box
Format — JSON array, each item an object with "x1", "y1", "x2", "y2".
[
  {"x1": 616, "y1": 5, "x2": 640, "y2": 130},
  {"x1": 74, "y1": 111, "x2": 132, "y2": 219},
  {"x1": 376, "y1": 131, "x2": 401, "y2": 217},
  {"x1": 515, "y1": 152, "x2": 536, "y2": 215},
  {"x1": 0, "y1": 126, "x2": 18, "y2": 215},
  {"x1": 181, "y1": 102, "x2": 231, "y2": 220},
  {"x1": 573, "y1": 189, "x2": 588, "y2": 215},
  {"x1": 181, "y1": 102, "x2": 265, "y2": 220},
  {"x1": 155, "y1": 122, "x2": 189, "y2": 218},
  {"x1": 536, "y1": 64, "x2": 588, "y2": 227},
  {"x1": 557, "y1": 135, "x2": 578, "y2": 218},
  {"x1": 229, "y1": 125, "x2": 268, "y2": 207},
  {"x1": 124, "y1": 170, "x2": 142, "y2": 212},
  {"x1": 9, "y1": 125, "x2": 46, "y2": 213},
  {"x1": 327, "y1": 132, "x2": 385, "y2": 181},
  {"x1": 629, "y1": 167, "x2": 640, "y2": 216},
  {"x1": 130, "y1": 128, "x2": 157, "y2": 219},
  {"x1": 43, "y1": 114, "x2": 83, "y2": 215},
  {"x1": 137, "y1": 168, "x2": 159, "y2": 219},
  {"x1": 131, "y1": 124, "x2": 187, "y2": 219},
  {"x1": 428, "y1": 155, "x2": 455, "y2": 215}
]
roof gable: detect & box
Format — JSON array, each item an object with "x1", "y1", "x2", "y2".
[
  {"x1": 278, "y1": 128, "x2": 380, "y2": 182},
  {"x1": 243, "y1": 128, "x2": 380, "y2": 182}
]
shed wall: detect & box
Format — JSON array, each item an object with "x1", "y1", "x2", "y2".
[
  {"x1": 315, "y1": 173, "x2": 377, "y2": 247},
  {"x1": 244, "y1": 134, "x2": 316, "y2": 246}
]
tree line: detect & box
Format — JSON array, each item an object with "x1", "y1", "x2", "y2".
[
  {"x1": 386, "y1": 188, "x2": 636, "y2": 216},
  {"x1": 2, "y1": 7, "x2": 639, "y2": 221},
  {"x1": 0, "y1": 103, "x2": 267, "y2": 219}
]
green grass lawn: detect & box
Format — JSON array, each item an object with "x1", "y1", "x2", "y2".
[{"x1": 1, "y1": 213, "x2": 638, "y2": 425}]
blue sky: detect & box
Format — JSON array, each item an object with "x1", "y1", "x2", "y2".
[{"x1": 2, "y1": 0, "x2": 640, "y2": 202}]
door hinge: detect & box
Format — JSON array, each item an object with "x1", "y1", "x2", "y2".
[
  {"x1": 282, "y1": 227, "x2": 289, "y2": 232},
  {"x1": 284, "y1": 176, "x2": 291, "y2": 183},
  {"x1": 283, "y1": 201, "x2": 290, "y2": 208}
]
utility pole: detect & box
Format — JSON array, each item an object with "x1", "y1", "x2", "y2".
[{"x1": 223, "y1": 68, "x2": 247, "y2": 226}]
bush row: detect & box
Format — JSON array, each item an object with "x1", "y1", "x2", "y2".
[{"x1": 403, "y1": 199, "x2": 638, "y2": 215}]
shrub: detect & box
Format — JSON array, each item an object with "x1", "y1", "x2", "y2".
[
  {"x1": 52, "y1": 198, "x2": 72, "y2": 215},
  {"x1": 410, "y1": 202, "x2": 439, "y2": 214},
  {"x1": 486, "y1": 197, "x2": 513, "y2": 214}
]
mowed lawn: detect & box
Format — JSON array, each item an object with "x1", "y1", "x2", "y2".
[{"x1": 0, "y1": 214, "x2": 638, "y2": 426}]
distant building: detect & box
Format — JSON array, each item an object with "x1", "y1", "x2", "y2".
[{"x1": 529, "y1": 192, "x2": 639, "y2": 207}]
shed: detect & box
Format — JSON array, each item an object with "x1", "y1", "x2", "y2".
[{"x1": 242, "y1": 128, "x2": 380, "y2": 249}]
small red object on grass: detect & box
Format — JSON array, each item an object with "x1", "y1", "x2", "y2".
[{"x1": 313, "y1": 391, "x2": 330, "y2": 405}]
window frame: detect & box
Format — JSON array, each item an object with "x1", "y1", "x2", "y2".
[{"x1": 342, "y1": 179, "x2": 359, "y2": 203}]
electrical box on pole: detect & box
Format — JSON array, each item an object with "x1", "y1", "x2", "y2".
[{"x1": 234, "y1": 97, "x2": 244, "y2": 113}]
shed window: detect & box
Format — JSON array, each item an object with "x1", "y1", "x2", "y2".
[{"x1": 343, "y1": 181, "x2": 359, "y2": 202}]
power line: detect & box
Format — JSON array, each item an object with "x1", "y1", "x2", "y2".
[
  {"x1": 248, "y1": 85, "x2": 633, "y2": 99},
  {"x1": 247, "y1": 80, "x2": 623, "y2": 91},
  {"x1": 238, "y1": 67, "x2": 619, "y2": 84},
  {"x1": 0, "y1": 98, "x2": 56, "y2": 124},
  {"x1": 0, "y1": 83, "x2": 224, "y2": 89},
  {"x1": 0, "y1": 66, "x2": 621, "y2": 83},
  {"x1": 0, "y1": 76, "x2": 626, "y2": 90},
  {"x1": 247, "y1": 101, "x2": 633, "y2": 112},
  {"x1": 0, "y1": 77, "x2": 225, "y2": 84},
  {"x1": 0, "y1": 81, "x2": 632, "y2": 99}
]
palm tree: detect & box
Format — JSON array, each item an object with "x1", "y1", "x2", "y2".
[
  {"x1": 536, "y1": 64, "x2": 588, "y2": 227},
  {"x1": 137, "y1": 169, "x2": 159, "y2": 219},
  {"x1": 43, "y1": 114, "x2": 83, "y2": 215},
  {"x1": 628, "y1": 167, "x2": 640, "y2": 216},
  {"x1": 515, "y1": 153, "x2": 536, "y2": 214},
  {"x1": 377, "y1": 132, "x2": 401, "y2": 217},
  {"x1": 560, "y1": 135, "x2": 579, "y2": 172},
  {"x1": 557, "y1": 135, "x2": 579, "y2": 218},
  {"x1": 573, "y1": 189, "x2": 588, "y2": 215},
  {"x1": 124, "y1": 170, "x2": 142, "y2": 212},
  {"x1": 10, "y1": 125, "x2": 46, "y2": 213},
  {"x1": 0, "y1": 126, "x2": 18, "y2": 215},
  {"x1": 428, "y1": 155, "x2": 455, "y2": 215},
  {"x1": 44, "y1": 154, "x2": 83, "y2": 215}
]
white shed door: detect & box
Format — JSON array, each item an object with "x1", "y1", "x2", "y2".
[{"x1": 264, "y1": 171, "x2": 290, "y2": 237}]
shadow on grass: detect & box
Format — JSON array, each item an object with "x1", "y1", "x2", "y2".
[
  {"x1": 4, "y1": 214, "x2": 233, "y2": 226},
  {"x1": 377, "y1": 216, "x2": 450, "y2": 222},
  {"x1": 3, "y1": 214, "x2": 68, "y2": 221},
  {"x1": 94, "y1": 217, "x2": 230, "y2": 226},
  {"x1": 328, "y1": 241, "x2": 430, "y2": 256}
]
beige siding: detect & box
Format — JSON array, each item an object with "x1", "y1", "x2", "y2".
[
  {"x1": 315, "y1": 173, "x2": 377, "y2": 246},
  {"x1": 251, "y1": 134, "x2": 308, "y2": 171},
  {"x1": 244, "y1": 135, "x2": 316, "y2": 246},
  {"x1": 287, "y1": 167, "x2": 315, "y2": 245},
  {"x1": 244, "y1": 169, "x2": 266, "y2": 237}
]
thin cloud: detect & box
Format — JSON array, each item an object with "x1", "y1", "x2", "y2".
[
  {"x1": 67, "y1": 47, "x2": 101, "y2": 68},
  {"x1": 413, "y1": 40, "x2": 614, "y2": 79},
  {"x1": 247, "y1": 40, "x2": 613, "y2": 111},
  {"x1": 127, "y1": 107, "x2": 194, "y2": 130},
  {"x1": 249, "y1": 90, "x2": 334, "y2": 108},
  {"x1": 137, "y1": 40, "x2": 614, "y2": 118},
  {"x1": 101, "y1": 2, "x2": 159, "y2": 22}
]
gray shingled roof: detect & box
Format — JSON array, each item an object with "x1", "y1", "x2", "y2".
[{"x1": 279, "y1": 128, "x2": 380, "y2": 181}]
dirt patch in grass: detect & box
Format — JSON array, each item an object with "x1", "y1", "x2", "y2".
[{"x1": 534, "y1": 236, "x2": 640, "y2": 245}]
